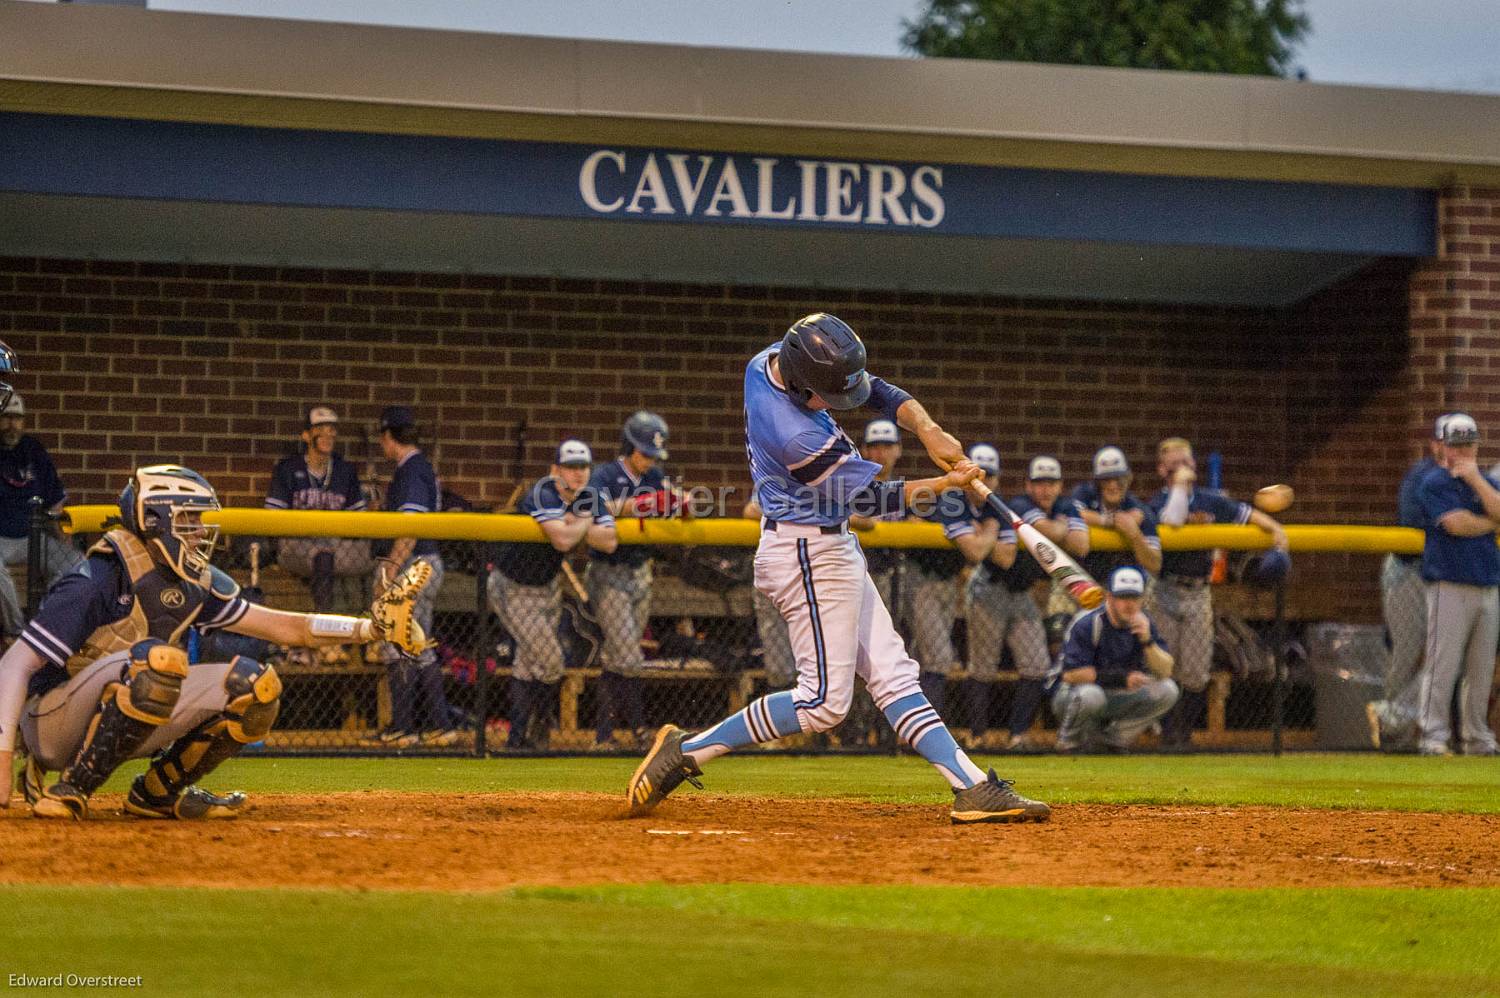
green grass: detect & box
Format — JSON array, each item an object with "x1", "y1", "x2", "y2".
[
  {"x1": 95, "y1": 751, "x2": 1500, "y2": 813},
  {"x1": 4, "y1": 884, "x2": 1497, "y2": 997},
  {"x1": 19, "y1": 755, "x2": 1498, "y2": 996}
]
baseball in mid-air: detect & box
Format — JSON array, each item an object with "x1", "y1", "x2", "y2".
[{"x1": 1253, "y1": 483, "x2": 1295, "y2": 514}]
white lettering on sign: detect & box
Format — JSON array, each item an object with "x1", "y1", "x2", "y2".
[{"x1": 578, "y1": 151, "x2": 945, "y2": 228}]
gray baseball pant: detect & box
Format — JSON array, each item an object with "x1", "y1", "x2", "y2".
[
  {"x1": 1052, "y1": 678, "x2": 1180, "y2": 751},
  {"x1": 22, "y1": 651, "x2": 243, "y2": 771},
  {"x1": 1146, "y1": 578, "x2": 1214, "y2": 694},
  {"x1": 1418, "y1": 580, "x2": 1500, "y2": 754},
  {"x1": 488, "y1": 571, "x2": 566, "y2": 684},
  {"x1": 966, "y1": 576, "x2": 1049, "y2": 680},
  {"x1": 908, "y1": 571, "x2": 962, "y2": 677},
  {"x1": 586, "y1": 560, "x2": 651, "y2": 677},
  {"x1": 1376, "y1": 554, "x2": 1428, "y2": 749}
]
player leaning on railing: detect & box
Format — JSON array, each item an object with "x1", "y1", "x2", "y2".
[{"x1": 0, "y1": 464, "x2": 432, "y2": 819}]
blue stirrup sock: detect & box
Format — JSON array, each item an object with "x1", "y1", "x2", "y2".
[
  {"x1": 884, "y1": 692, "x2": 987, "y2": 789},
  {"x1": 682, "y1": 690, "x2": 802, "y2": 766}
]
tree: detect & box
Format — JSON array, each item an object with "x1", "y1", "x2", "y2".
[{"x1": 901, "y1": 0, "x2": 1309, "y2": 77}]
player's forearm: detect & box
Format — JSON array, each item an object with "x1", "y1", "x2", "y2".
[
  {"x1": 990, "y1": 541, "x2": 1018, "y2": 570},
  {"x1": 1061, "y1": 666, "x2": 1096, "y2": 685},
  {"x1": 1439, "y1": 510, "x2": 1498, "y2": 537},
  {"x1": 1159, "y1": 485, "x2": 1191, "y2": 527},
  {"x1": 383, "y1": 538, "x2": 417, "y2": 570},
  {"x1": 541, "y1": 516, "x2": 590, "y2": 551},
  {"x1": 227, "y1": 602, "x2": 376, "y2": 647},
  {"x1": 1132, "y1": 539, "x2": 1162, "y2": 575},
  {"x1": 1469, "y1": 475, "x2": 1500, "y2": 523},
  {"x1": 1030, "y1": 517, "x2": 1069, "y2": 544},
  {"x1": 1142, "y1": 641, "x2": 1174, "y2": 679},
  {"x1": 953, "y1": 532, "x2": 992, "y2": 565},
  {"x1": 586, "y1": 522, "x2": 618, "y2": 553},
  {"x1": 1247, "y1": 510, "x2": 1289, "y2": 549},
  {"x1": 1064, "y1": 527, "x2": 1090, "y2": 558},
  {"x1": 0, "y1": 643, "x2": 47, "y2": 754}
]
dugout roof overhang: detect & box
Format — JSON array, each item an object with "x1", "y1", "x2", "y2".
[{"x1": 2, "y1": 4, "x2": 1495, "y2": 306}]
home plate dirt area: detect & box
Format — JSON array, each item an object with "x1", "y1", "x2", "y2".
[{"x1": 3, "y1": 792, "x2": 1499, "y2": 891}]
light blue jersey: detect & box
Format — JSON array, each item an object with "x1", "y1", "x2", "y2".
[{"x1": 745, "y1": 344, "x2": 905, "y2": 526}]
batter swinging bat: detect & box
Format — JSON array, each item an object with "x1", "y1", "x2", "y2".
[{"x1": 969, "y1": 480, "x2": 1104, "y2": 609}]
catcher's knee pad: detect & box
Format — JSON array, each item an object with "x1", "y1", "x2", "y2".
[
  {"x1": 117, "y1": 638, "x2": 190, "y2": 723},
  {"x1": 55, "y1": 640, "x2": 188, "y2": 799},
  {"x1": 222, "y1": 655, "x2": 283, "y2": 743},
  {"x1": 139, "y1": 656, "x2": 281, "y2": 804}
]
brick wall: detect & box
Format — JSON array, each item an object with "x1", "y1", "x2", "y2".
[
  {"x1": 0, "y1": 253, "x2": 1430, "y2": 620},
  {"x1": 1408, "y1": 186, "x2": 1500, "y2": 433}
]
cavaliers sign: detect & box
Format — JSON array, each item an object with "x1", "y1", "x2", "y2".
[{"x1": 579, "y1": 150, "x2": 945, "y2": 228}]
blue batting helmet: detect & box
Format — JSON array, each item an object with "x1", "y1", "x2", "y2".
[
  {"x1": 622, "y1": 411, "x2": 669, "y2": 460},
  {"x1": 778, "y1": 313, "x2": 871, "y2": 410}
]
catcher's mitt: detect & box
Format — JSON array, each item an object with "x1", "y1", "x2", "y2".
[{"x1": 369, "y1": 561, "x2": 436, "y2": 656}]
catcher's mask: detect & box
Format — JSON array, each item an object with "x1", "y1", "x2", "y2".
[{"x1": 119, "y1": 464, "x2": 221, "y2": 584}]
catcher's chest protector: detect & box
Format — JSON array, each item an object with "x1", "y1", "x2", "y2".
[{"x1": 66, "y1": 529, "x2": 211, "y2": 673}]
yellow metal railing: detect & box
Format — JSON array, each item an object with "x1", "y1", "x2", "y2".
[{"x1": 59, "y1": 505, "x2": 1426, "y2": 554}]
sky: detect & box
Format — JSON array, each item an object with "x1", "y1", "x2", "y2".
[{"x1": 141, "y1": 0, "x2": 1500, "y2": 96}]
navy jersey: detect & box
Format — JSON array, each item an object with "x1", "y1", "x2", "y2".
[
  {"x1": 985, "y1": 494, "x2": 1079, "y2": 591},
  {"x1": 907, "y1": 489, "x2": 978, "y2": 578},
  {"x1": 376, "y1": 450, "x2": 441, "y2": 559},
  {"x1": 744, "y1": 344, "x2": 911, "y2": 526},
  {"x1": 1418, "y1": 466, "x2": 1500, "y2": 586},
  {"x1": 496, "y1": 477, "x2": 615, "y2": 586},
  {"x1": 587, "y1": 458, "x2": 665, "y2": 567},
  {"x1": 1149, "y1": 487, "x2": 1251, "y2": 579},
  {"x1": 20, "y1": 555, "x2": 248, "y2": 676},
  {"x1": 265, "y1": 454, "x2": 366, "y2": 513},
  {"x1": 0, "y1": 436, "x2": 66, "y2": 539},
  {"x1": 1072, "y1": 483, "x2": 1161, "y2": 581},
  {"x1": 1395, "y1": 457, "x2": 1439, "y2": 566},
  {"x1": 1050, "y1": 606, "x2": 1165, "y2": 691}
]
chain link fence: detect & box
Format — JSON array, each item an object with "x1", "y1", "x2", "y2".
[{"x1": 20, "y1": 505, "x2": 1444, "y2": 756}]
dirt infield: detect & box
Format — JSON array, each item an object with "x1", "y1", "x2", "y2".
[{"x1": 3, "y1": 792, "x2": 1498, "y2": 891}]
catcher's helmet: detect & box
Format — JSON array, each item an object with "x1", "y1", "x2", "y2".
[
  {"x1": 778, "y1": 313, "x2": 871, "y2": 410},
  {"x1": 119, "y1": 465, "x2": 221, "y2": 584},
  {"x1": 0, "y1": 340, "x2": 17, "y2": 414},
  {"x1": 622, "y1": 411, "x2": 669, "y2": 460}
]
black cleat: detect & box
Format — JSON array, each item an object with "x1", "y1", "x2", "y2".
[
  {"x1": 950, "y1": 768, "x2": 1051, "y2": 825},
  {"x1": 125, "y1": 776, "x2": 247, "y2": 820},
  {"x1": 626, "y1": 724, "x2": 703, "y2": 817}
]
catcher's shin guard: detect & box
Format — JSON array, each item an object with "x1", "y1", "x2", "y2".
[
  {"x1": 34, "y1": 640, "x2": 187, "y2": 820},
  {"x1": 127, "y1": 655, "x2": 280, "y2": 820}
]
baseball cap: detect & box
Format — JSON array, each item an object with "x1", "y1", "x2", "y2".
[
  {"x1": 1093, "y1": 446, "x2": 1130, "y2": 479},
  {"x1": 1028, "y1": 455, "x2": 1062, "y2": 481},
  {"x1": 306, "y1": 405, "x2": 339, "y2": 429},
  {"x1": 968, "y1": 443, "x2": 1000, "y2": 476},
  {"x1": 1107, "y1": 567, "x2": 1147, "y2": 597},
  {"x1": 1434, "y1": 413, "x2": 1453, "y2": 440},
  {"x1": 556, "y1": 439, "x2": 593, "y2": 467},
  {"x1": 1, "y1": 392, "x2": 23, "y2": 417},
  {"x1": 1442, "y1": 413, "x2": 1479, "y2": 445},
  {"x1": 379, "y1": 406, "x2": 416, "y2": 432},
  {"x1": 863, "y1": 419, "x2": 899, "y2": 446}
]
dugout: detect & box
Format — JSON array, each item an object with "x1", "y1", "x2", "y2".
[{"x1": 2, "y1": 2, "x2": 1500, "y2": 627}]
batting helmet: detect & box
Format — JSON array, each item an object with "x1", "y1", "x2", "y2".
[
  {"x1": 778, "y1": 313, "x2": 871, "y2": 410},
  {"x1": 1245, "y1": 548, "x2": 1291, "y2": 589},
  {"x1": 0, "y1": 339, "x2": 17, "y2": 414},
  {"x1": 119, "y1": 465, "x2": 221, "y2": 584},
  {"x1": 622, "y1": 411, "x2": 669, "y2": 460}
]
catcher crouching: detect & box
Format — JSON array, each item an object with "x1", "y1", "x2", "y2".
[{"x1": 0, "y1": 465, "x2": 432, "y2": 820}]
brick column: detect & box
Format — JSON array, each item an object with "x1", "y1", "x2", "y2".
[{"x1": 1408, "y1": 186, "x2": 1500, "y2": 439}]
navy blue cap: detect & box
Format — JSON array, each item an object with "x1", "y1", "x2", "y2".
[{"x1": 379, "y1": 405, "x2": 416, "y2": 432}]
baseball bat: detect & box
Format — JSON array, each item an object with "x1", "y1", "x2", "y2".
[{"x1": 969, "y1": 480, "x2": 1103, "y2": 609}]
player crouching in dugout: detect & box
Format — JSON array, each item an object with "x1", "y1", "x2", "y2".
[
  {"x1": 0, "y1": 465, "x2": 431, "y2": 819},
  {"x1": 1048, "y1": 566, "x2": 1179, "y2": 754}
]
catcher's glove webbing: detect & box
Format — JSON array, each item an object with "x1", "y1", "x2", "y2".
[{"x1": 369, "y1": 561, "x2": 436, "y2": 656}]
